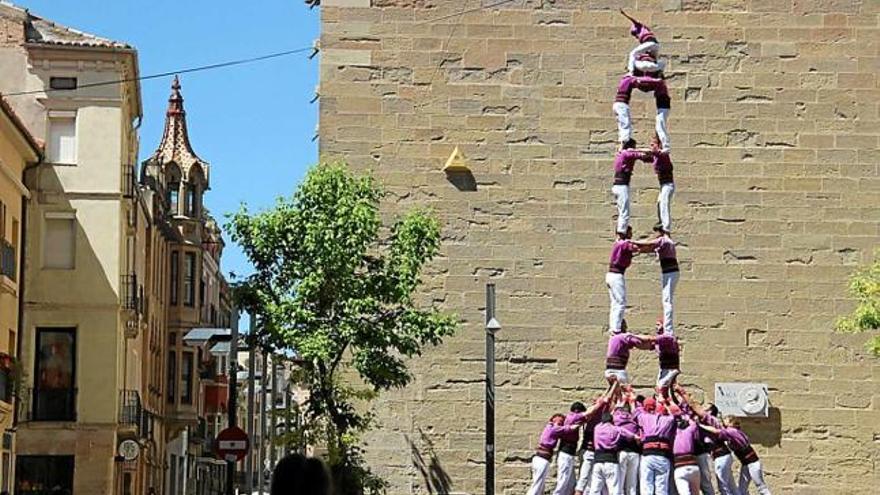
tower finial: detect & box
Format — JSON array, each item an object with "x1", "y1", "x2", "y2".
[{"x1": 167, "y1": 75, "x2": 184, "y2": 115}]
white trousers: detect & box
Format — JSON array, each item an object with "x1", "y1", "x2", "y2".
[
  {"x1": 713, "y1": 454, "x2": 736, "y2": 495},
  {"x1": 656, "y1": 108, "x2": 670, "y2": 151},
  {"x1": 554, "y1": 451, "x2": 577, "y2": 495},
  {"x1": 696, "y1": 453, "x2": 715, "y2": 495},
  {"x1": 619, "y1": 451, "x2": 640, "y2": 495},
  {"x1": 628, "y1": 41, "x2": 663, "y2": 74},
  {"x1": 612, "y1": 184, "x2": 631, "y2": 234},
  {"x1": 657, "y1": 368, "x2": 681, "y2": 390},
  {"x1": 661, "y1": 270, "x2": 679, "y2": 335},
  {"x1": 657, "y1": 183, "x2": 675, "y2": 233},
  {"x1": 605, "y1": 369, "x2": 631, "y2": 385},
  {"x1": 528, "y1": 456, "x2": 553, "y2": 495},
  {"x1": 613, "y1": 102, "x2": 633, "y2": 144},
  {"x1": 606, "y1": 272, "x2": 627, "y2": 333},
  {"x1": 576, "y1": 451, "x2": 598, "y2": 493},
  {"x1": 640, "y1": 455, "x2": 671, "y2": 495},
  {"x1": 590, "y1": 462, "x2": 623, "y2": 495},
  {"x1": 738, "y1": 461, "x2": 771, "y2": 495},
  {"x1": 674, "y1": 466, "x2": 701, "y2": 495}
]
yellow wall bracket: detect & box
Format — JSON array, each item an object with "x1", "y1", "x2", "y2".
[{"x1": 443, "y1": 146, "x2": 471, "y2": 172}]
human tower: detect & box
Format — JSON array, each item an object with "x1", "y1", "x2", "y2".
[{"x1": 525, "y1": 12, "x2": 772, "y2": 495}]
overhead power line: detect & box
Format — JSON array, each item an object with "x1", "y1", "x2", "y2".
[{"x1": 2, "y1": 46, "x2": 315, "y2": 97}]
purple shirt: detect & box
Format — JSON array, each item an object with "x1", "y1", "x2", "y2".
[
  {"x1": 673, "y1": 418, "x2": 700, "y2": 456},
  {"x1": 655, "y1": 235, "x2": 679, "y2": 273},
  {"x1": 653, "y1": 151, "x2": 673, "y2": 182},
  {"x1": 594, "y1": 422, "x2": 635, "y2": 452},
  {"x1": 655, "y1": 333, "x2": 680, "y2": 369},
  {"x1": 630, "y1": 22, "x2": 657, "y2": 44},
  {"x1": 606, "y1": 333, "x2": 642, "y2": 369},
  {"x1": 637, "y1": 409, "x2": 677, "y2": 442},
  {"x1": 560, "y1": 411, "x2": 589, "y2": 445},
  {"x1": 616, "y1": 75, "x2": 669, "y2": 104},
  {"x1": 613, "y1": 149, "x2": 651, "y2": 185},
  {"x1": 717, "y1": 427, "x2": 752, "y2": 452},
  {"x1": 537, "y1": 423, "x2": 567, "y2": 451},
  {"x1": 608, "y1": 240, "x2": 638, "y2": 273},
  {"x1": 613, "y1": 408, "x2": 640, "y2": 438}
]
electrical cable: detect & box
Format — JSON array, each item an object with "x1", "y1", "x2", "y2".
[{"x1": 2, "y1": 46, "x2": 315, "y2": 97}]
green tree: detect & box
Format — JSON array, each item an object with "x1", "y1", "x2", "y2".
[
  {"x1": 228, "y1": 162, "x2": 457, "y2": 493},
  {"x1": 835, "y1": 252, "x2": 880, "y2": 356}
]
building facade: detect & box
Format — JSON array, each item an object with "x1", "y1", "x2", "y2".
[
  {"x1": 0, "y1": 3, "x2": 148, "y2": 493},
  {"x1": 0, "y1": 96, "x2": 41, "y2": 493},
  {"x1": 317, "y1": 1, "x2": 880, "y2": 493},
  {"x1": 141, "y1": 76, "x2": 233, "y2": 495}
]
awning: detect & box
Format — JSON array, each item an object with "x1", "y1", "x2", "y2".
[{"x1": 183, "y1": 328, "x2": 231, "y2": 347}]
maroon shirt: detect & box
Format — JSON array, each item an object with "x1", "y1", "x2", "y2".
[
  {"x1": 614, "y1": 149, "x2": 651, "y2": 185},
  {"x1": 653, "y1": 151, "x2": 674, "y2": 184},
  {"x1": 608, "y1": 239, "x2": 638, "y2": 274},
  {"x1": 606, "y1": 333, "x2": 642, "y2": 370}
]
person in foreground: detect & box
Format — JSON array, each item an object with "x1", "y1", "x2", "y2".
[
  {"x1": 698, "y1": 416, "x2": 772, "y2": 495},
  {"x1": 271, "y1": 453, "x2": 333, "y2": 495}
]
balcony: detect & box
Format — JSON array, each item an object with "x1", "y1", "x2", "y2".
[
  {"x1": 119, "y1": 390, "x2": 154, "y2": 439},
  {"x1": 122, "y1": 164, "x2": 138, "y2": 199},
  {"x1": 120, "y1": 273, "x2": 142, "y2": 313},
  {"x1": 20, "y1": 387, "x2": 77, "y2": 422}
]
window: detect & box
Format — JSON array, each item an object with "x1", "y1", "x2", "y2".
[
  {"x1": 170, "y1": 251, "x2": 179, "y2": 305},
  {"x1": 17, "y1": 456, "x2": 75, "y2": 494},
  {"x1": 47, "y1": 114, "x2": 77, "y2": 164},
  {"x1": 183, "y1": 253, "x2": 196, "y2": 307},
  {"x1": 0, "y1": 200, "x2": 5, "y2": 240},
  {"x1": 181, "y1": 352, "x2": 193, "y2": 404},
  {"x1": 33, "y1": 328, "x2": 76, "y2": 421},
  {"x1": 43, "y1": 214, "x2": 75, "y2": 269},
  {"x1": 167, "y1": 350, "x2": 176, "y2": 403},
  {"x1": 49, "y1": 77, "x2": 77, "y2": 90},
  {"x1": 184, "y1": 185, "x2": 196, "y2": 217},
  {"x1": 8, "y1": 330, "x2": 14, "y2": 355}
]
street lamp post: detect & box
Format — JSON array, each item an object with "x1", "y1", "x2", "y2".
[{"x1": 485, "y1": 283, "x2": 501, "y2": 495}]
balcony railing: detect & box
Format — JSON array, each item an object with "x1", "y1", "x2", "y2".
[
  {"x1": 120, "y1": 273, "x2": 143, "y2": 314},
  {"x1": 122, "y1": 164, "x2": 137, "y2": 198},
  {"x1": 0, "y1": 367, "x2": 12, "y2": 404},
  {"x1": 119, "y1": 389, "x2": 142, "y2": 426},
  {"x1": 0, "y1": 240, "x2": 15, "y2": 282},
  {"x1": 20, "y1": 387, "x2": 77, "y2": 422}
]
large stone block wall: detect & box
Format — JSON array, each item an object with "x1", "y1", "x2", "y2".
[{"x1": 318, "y1": 1, "x2": 880, "y2": 493}]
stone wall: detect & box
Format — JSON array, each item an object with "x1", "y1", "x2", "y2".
[{"x1": 317, "y1": 1, "x2": 880, "y2": 493}]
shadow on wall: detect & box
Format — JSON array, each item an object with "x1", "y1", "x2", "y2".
[
  {"x1": 742, "y1": 407, "x2": 782, "y2": 448},
  {"x1": 407, "y1": 428, "x2": 453, "y2": 495},
  {"x1": 445, "y1": 170, "x2": 477, "y2": 192}
]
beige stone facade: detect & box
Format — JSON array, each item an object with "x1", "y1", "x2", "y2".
[{"x1": 317, "y1": 1, "x2": 880, "y2": 493}]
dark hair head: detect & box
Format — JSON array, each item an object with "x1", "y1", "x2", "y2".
[
  {"x1": 601, "y1": 412, "x2": 614, "y2": 423},
  {"x1": 635, "y1": 394, "x2": 645, "y2": 405},
  {"x1": 550, "y1": 413, "x2": 565, "y2": 423},
  {"x1": 271, "y1": 454, "x2": 332, "y2": 495},
  {"x1": 653, "y1": 223, "x2": 667, "y2": 235},
  {"x1": 622, "y1": 138, "x2": 637, "y2": 149},
  {"x1": 570, "y1": 401, "x2": 587, "y2": 413},
  {"x1": 707, "y1": 403, "x2": 719, "y2": 417}
]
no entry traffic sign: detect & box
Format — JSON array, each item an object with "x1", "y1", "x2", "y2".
[{"x1": 215, "y1": 426, "x2": 249, "y2": 462}]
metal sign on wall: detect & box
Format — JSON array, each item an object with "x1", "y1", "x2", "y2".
[{"x1": 714, "y1": 382, "x2": 769, "y2": 418}]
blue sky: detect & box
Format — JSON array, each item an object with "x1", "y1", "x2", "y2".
[{"x1": 21, "y1": 0, "x2": 320, "y2": 280}]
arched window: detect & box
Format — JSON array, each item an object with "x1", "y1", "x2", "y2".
[
  {"x1": 165, "y1": 163, "x2": 182, "y2": 216},
  {"x1": 186, "y1": 165, "x2": 206, "y2": 218}
]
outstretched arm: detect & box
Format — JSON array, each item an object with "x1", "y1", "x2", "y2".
[
  {"x1": 698, "y1": 423, "x2": 721, "y2": 435},
  {"x1": 619, "y1": 9, "x2": 640, "y2": 25},
  {"x1": 634, "y1": 334, "x2": 657, "y2": 350}
]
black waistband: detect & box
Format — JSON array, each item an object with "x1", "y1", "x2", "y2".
[
  {"x1": 620, "y1": 436, "x2": 641, "y2": 453},
  {"x1": 605, "y1": 356, "x2": 628, "y2": 370},
  {"x1": 595, "y1": 450, "x2": 619, "y2": 463},
  {"x1": 608, "y1": 264, "x2": 627, "y2": 275},
  {"x1": 535, "y1": 449, "x2": 553, "y2": 460},
  {"x1": 712, "y1": 444, "x2": 731, "y2": 458},
  {"x1": 559, "y1": 442, "x2": 578, "y2": 456},
  {"x1": 734, "y1": 446, "x2": 759, "y2": 465},
  {"x1": 642, "y1": 436, "x2": 673, "y2": 458},
  {"x1": 674, "y1": 454, "x2": 698, "y2": 468},
  {"x1": 660, "y1": 258, "x2": 679, "y2": 273},
  {"x1": 659, "y1": 354, "x2": 680, "y2": 370},
  {"x1": 657, "y1": 172, "x2": 674, "y2": 185},
  {"x1": 614, "y1": 171, "x2": 632, "y2": 185}
]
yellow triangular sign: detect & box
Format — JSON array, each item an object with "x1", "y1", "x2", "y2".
[{"x1": 443, "y1": 146, "x2": 470, "y2": 172}]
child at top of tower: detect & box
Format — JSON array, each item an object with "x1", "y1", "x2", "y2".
[{"x1": 620, "y1": 9, "x2": 666, "y2": 77}]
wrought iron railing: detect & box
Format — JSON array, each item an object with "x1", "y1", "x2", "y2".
[
  {"x1": 0, "y1": 240, "x2": 15, "y2": 281},
  {"x1": 119, "y1": 389, "x2": 142, "y2": 425},
  {"x1": 120, "y1": 273, "x2": 142, "y2": 313},
  {"x1": 20, "y1": 387, "x2": 77, "y2": 422},
  {"x1": 122, "y1": 164, "x2": 137, "y2": 198}
]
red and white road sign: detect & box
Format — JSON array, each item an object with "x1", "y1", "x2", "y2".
[{"x1": 215, "y1": 426, "x2": 249, "y2": 462}]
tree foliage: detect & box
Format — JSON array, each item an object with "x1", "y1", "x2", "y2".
[
  {"x1": 228, "y1": 162, "x2": 457, "y2": 493},
  {"x1": 835, "y1": 251, "x2": 880, "y2": 356}
]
